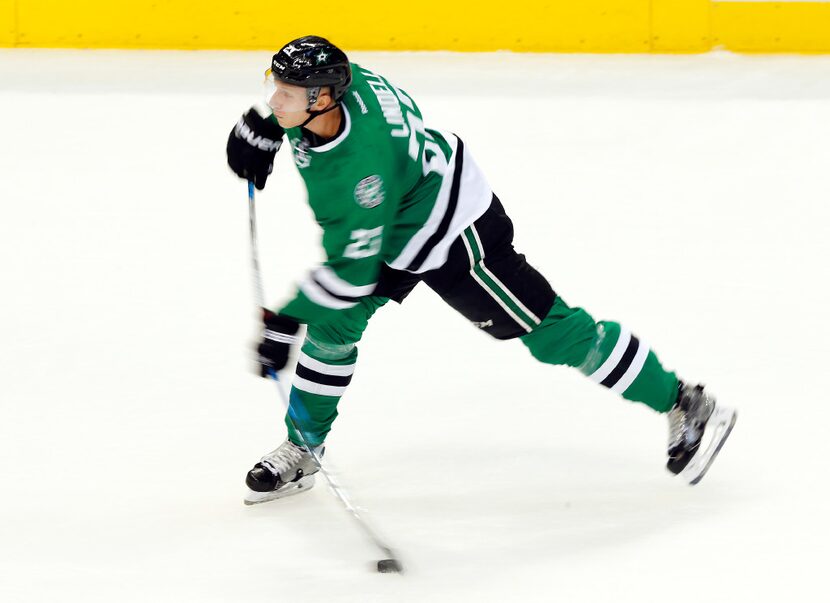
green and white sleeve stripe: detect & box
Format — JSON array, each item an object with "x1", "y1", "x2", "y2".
[{"x1": 298, "y1": 266, "x2": 378, "y2": 311}]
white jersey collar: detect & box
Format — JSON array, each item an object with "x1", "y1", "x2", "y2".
[{"x1": 309, "y1": 104, "x2": 351, "y2": 153}]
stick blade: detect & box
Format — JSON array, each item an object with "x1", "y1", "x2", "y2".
[{"x1": 376, "y1": 558, "x2": 404, "y2": 574}]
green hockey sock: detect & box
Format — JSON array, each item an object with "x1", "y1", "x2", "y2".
[
  {"x1": 285, "y1": 339, "x2": 357, "y2": 447},
  {"x1": 520, "y1": 297, "x2": 679, "y2": 413},
  {"x1": 284, "y1": 296, "x2": 388, "y2": 446}
]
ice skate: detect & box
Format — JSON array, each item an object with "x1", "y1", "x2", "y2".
[
  {"x1": 667, "y1": 383, "x2": 736, "y2": 485},
  {"x1": 243, "y1": 439, "x2": 323, "y2": 505}
]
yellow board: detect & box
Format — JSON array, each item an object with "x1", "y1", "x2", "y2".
[
  {"x1": 2, "y1": 1, "x2": 830, "y2": 52},
  {"x1": 0, "y1": 0, "x2": 15, "y2": 46},
  {"x1": 652, "y1": 0, "x2": 711, "y2": 52},
  {"x1": 12, "y1": 0, "x2": 651, "y2": 51},
  {"x1": 713, "y1": 2, "x2": 830, "y2": 52}
]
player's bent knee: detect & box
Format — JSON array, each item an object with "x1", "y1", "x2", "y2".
[
  {"x1": 520, "y1": 298, "x2": 599, "y2": 367},
  {"x1": 302, "y1": 334, "x2": 357, "y2": 363}
]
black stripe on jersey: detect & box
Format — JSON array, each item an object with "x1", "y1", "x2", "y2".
[
  {"x1": 405, "y1": 137, "x2": 465, "y2": 272},
  {"x1": 311, "y1": 275, "x2": 360, "y2": 303},
  {"x1": 295, "y1": 364, "x2": 353, "y2": 388},
  {"x1": 600, "y1": 336, "x2": 640, "y2": 389}
]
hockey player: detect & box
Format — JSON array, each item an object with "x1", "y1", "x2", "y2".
[{"x1": 226, "y1": 36, "x2": 736, "y2": 504}]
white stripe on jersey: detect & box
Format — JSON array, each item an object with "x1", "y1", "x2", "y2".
[
  {"x1": 415, "y1": 138, "x2": 492, "y2": 272},
  {"x1": 313, "y1": 266, "x2": 376, "y2": 299},
  {"x1": 299, "y1": 278, "x2": 358, "y2": 310},
  {"x1": 389, "y1": 133, "x2": 492, "y2": 274},
  {"x1": 388, "y1": 135, "x2": 456, "y2": 271}
]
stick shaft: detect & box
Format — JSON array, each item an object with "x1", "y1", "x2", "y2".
[
  {"x1": 271, "y1": 376, "x2": 399, "y2": 561},
  {"x1": 245, "y1": 183, "x2": 401, "y2": 566},
  {"x1": 248, "y1": 181, "x2": 265, "y2": 308}
]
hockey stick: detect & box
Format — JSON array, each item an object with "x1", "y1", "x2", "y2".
[{"x1": 246, "y1": 181, "x2": 403, "y2": 574}]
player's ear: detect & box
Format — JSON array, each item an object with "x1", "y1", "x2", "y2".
[{"x1": 314, "y1": 87, "x2": 334, "y2": 111}]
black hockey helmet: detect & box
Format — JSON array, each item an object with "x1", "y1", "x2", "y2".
[{"x1": 270, "y1": 36, "x2": 352, "y2": 104}]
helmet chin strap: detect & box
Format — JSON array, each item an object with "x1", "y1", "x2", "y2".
[{"x1": 300, "y1": 102, "x2": 340, "y2": 128}]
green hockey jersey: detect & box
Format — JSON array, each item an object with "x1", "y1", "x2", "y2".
[{"x1": 278, "y1": 63, "x2": 492, "y2": 325}]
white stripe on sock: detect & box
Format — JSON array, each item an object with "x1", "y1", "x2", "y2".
[
  {"x1": 588, "y1": 328, "x2": 632, "y2": 384},
  {"x1": 292, "y1": 375, "x2": 349, "y2": 397},
  {"x1": 297, "y1": 351, "x2": 356, "y2": 377},
  {"x1": 611, "y1": 340, "x2": 650, "y2": 394}
]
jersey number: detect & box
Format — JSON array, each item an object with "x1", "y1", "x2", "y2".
[
  {"x1": 344, "y1": 227, "x2": 383, "y2": 259},
  {"x1": 394, "y1": 88, "x2": 449, "y2": 178}
]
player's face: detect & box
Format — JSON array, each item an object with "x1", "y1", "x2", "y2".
[{"x1": 264, "y1": 71, "x2": 313, "y2": 127}]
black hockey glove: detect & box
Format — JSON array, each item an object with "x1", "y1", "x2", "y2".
[
  {"x1": 256, "y1": 309, "x2": 301, "y2": 377},
  {"x1": 226, "y1": 106, "x2": 285, "y2": 190}
]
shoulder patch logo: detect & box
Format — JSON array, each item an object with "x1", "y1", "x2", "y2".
[
  {"x1": 354, "y1": 175, "x2": 385, "y2": 209},
  {"x1": 291, "y1": 137, "x2": 312, "y2": 169}
]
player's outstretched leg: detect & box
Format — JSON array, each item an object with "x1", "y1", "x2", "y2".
[
  {"x1": 520, "y1": 297, "x2": 736, "y2": 483},
  {"x1": 521, "y1": 298, "x2": 679, "y2": 412},
  {"x1": 416, "y1": 194, "x2": 736, "y2": 483}
]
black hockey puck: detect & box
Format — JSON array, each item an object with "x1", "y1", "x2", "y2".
[{"x1": 376, "y1": 558, "x2": 403, "y2": 573}]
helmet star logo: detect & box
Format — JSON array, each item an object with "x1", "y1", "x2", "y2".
[{"x1": 316, "y1": 50, "x2": 329, "y2": 64}]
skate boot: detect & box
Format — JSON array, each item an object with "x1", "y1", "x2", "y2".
[
  {"x1": 243, "y1": 439, "x2": 323, "y2": 505},
  {"x1": 667, "y1": 383, "x2": 737, "y2": 485}
]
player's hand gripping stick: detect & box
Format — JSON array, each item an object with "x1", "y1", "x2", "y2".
[
  {"x1": 227, "y1": 106, "x2": 284, "y2": 190},
  {"x1": 256, "y1": 310, "x2": 300, "y2": 377}
]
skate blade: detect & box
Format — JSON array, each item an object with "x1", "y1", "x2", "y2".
[
  {"x1": 680, "y1": 405, "x2": 737, "y2": 486},
  {"x1": 243, "y1": 475, "x2": 316, "y2": 506}
]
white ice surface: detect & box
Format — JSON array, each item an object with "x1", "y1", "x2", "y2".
[{"x1": 1, "y1": 50, "x2": 829, "y2": 602}]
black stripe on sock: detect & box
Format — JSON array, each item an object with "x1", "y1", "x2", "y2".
[
  {"x1": 405, "y1": 136, "x2": 465, "y2": 272},
  {"x1": 600, "y1": 335, "x2": 640, "y2": 389},
  {"x1": 295, "y1": 364, "x2": 353, "y2": 388}
]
